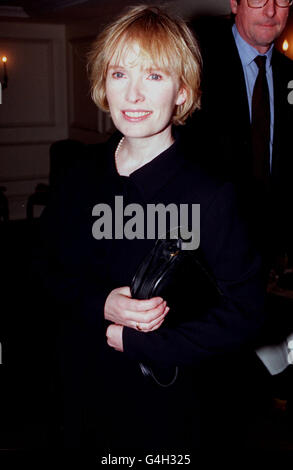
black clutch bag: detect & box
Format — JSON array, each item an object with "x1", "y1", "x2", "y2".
[{"x1": 130, "y1": 237, "x2": 223, "y2": 387}]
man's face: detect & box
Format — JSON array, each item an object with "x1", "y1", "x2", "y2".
[{"x1": 230, "y1": 0, "x2": 289, "y2": 53}]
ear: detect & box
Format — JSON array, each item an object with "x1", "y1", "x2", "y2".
[
  {"x1": 230, "y1": 0, "x2": 238, "y2": 14},
  {"x1": 176, "y1": 87, "x2": 187, "y2": 106}
]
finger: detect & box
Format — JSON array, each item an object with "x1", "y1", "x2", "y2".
[
  {"x1": 126, "y1": 301, "x2": 166, "y2": 326},
  {"x1": 162, "y1": 305, "x2": 170, "y2": 316},
  {"x1": 147, "y1": 317, "x2": 165, "y2": 332},
  {"x1": 136, "y1": 301, "x2": 168, "y2": 324},
  {"x1": 116, "y1": 286, "x2": 131, "y2": 297},
  {"x1": 115, "y1": 287, "x2": 164, "y2": 311},
  {"x1": 127, "y1": 296, "x2": 164, "y2": 313},
  {"x1": 134, "y1": 306, "x2": 169, "y2": 332},
  {"x1": 147, "y1": 305, "x2": 169, "y2": 329},
  {"x1": 123, "y1": 300, "x2": 166, "y2": 323},
  {"x1": 143, "y1": 306, "x2": 170, "y2": 332}
]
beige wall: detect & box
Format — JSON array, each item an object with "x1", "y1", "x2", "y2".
[{"x1": 0, "y1": 22, "x2": 68, "y2": 219}]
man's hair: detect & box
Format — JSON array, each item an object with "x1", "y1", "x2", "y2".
[{"x1": 88, "y1": 4, "x2": 202, "y2": 125}]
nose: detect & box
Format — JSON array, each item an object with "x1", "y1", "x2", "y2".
[
  {"x1": 125, "y1": 78, "x2": 145, "y2": 103},
  {"x1": 263, "y1": 0, "x2": 276, "y2": 17}
]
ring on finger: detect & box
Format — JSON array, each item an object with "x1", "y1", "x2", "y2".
[{"x1": 136, "y1": 322, "x2": 143, "y2": 331}]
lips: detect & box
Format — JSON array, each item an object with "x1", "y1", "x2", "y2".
[
  {"x1": 122, "y1": 110, "x2": 152, "y2": 122},
  {"x1": 259, "y1": 23, "x2": 278, "y2": 27}
]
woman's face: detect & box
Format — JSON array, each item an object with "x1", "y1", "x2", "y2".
[{"x1": 105, "y1": 42, "x2": 186, "y2": 140}]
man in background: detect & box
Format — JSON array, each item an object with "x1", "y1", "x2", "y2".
[
  {"x1": 189, "y1": 0, "x2": 292, "y2": 248},
  {"x1": 184, "y1": 0, "x2": 293, "y2": 449}
]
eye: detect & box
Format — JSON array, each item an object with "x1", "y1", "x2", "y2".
[
  {"x1": 112, "y1": 71, "x2": 125, "y2": 79},
  {"x1": 148, "y1": 73, "x2": 162, "y2": 81}
]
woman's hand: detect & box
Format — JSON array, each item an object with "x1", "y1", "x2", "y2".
[
  {"x1": 104, "y1": 286, "x2": 169, "y2": 332},
  {"x1": 106, "y1": 324, "x2": 124, "y2": 352}
]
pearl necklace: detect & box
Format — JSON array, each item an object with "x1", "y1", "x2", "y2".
[{"x1": 115, "y1": 136, "x2": 125, "y2": 165}]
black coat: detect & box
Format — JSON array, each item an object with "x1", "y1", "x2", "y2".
[{"x1": 35, "y1": 133, "x2": 265, "y2": 453}]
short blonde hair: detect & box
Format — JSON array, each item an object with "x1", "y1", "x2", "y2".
[{"x1": 88, "y1": 5, "x2": 202, "y2": 125}]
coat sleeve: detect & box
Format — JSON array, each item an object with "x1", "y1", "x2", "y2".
[
  {"x1": 123, "y1": 182, "x2": 266, "y2": 367},
  {"x1": 32, "y1": 157, "x2": 111, "y2": 333}
]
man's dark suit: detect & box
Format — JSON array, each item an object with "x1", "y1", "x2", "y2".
[
  {"x1": 184, "y1": 17, "x2": 293, "y2": 332},
  {"x1": 182, "y1": 17, "x2": 293, "y2": 446},
  {"x1": 187, "y1": 19, "x2": 293, "y2": 260}
]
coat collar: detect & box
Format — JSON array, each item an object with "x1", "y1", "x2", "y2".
[{"x1": 104, "y1": 129, "x2": 186, "y2": 202}]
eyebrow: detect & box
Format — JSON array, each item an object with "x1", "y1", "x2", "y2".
[{"x1": 108, "y1": 64, "x2": 167, "y2": 73}]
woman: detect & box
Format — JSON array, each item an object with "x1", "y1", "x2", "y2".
[{"x1": 37, "y1": 5, "x2": 264, "y2": 455}]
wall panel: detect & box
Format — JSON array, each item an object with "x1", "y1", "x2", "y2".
[{"x1": 0, "y1": 22, "x2": 68, "y2": 219}]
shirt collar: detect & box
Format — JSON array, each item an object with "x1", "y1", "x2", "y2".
[{"x1": 232, "y1": 23, "x2": 273, "y2": 67}]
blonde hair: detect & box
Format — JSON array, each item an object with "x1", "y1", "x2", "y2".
[{"x1": 88, "y1": 5, "x2": 202, "y2": 125}]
